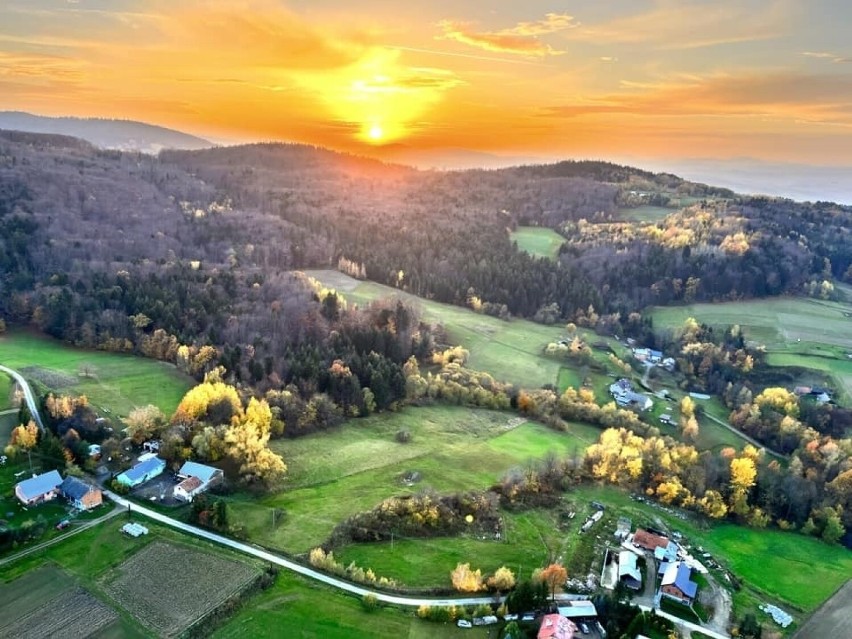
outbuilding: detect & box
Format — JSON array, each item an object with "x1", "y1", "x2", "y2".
[
  {"x1": 60, "y1": 476, "x2": 103, "y2": 510},
  {"x1": 116, "y1": 456, "x2": 166, "y2": 488},
  {"x1": 15, "y1": 470, "x2": 63, "y2": 506}
]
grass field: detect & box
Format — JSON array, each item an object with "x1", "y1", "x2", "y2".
[
  {"x1": 510, "y1": 226, "x2": 565, "y2": 259},
  {"x1": 792, "y1": 580, "x2": 852, "y2": 639},
  {"x1": 0, "y1": 331, "x2": 194, "y2": 417},
  {"x1": 226, "y1": 405, "x2": 602, "y2": 557},
  {"x1": 615, "y1": 205, "x2": 674, "y2": 222},
  {"x1": 649, "y1": 296, "x2": 852, "y2": 403},
  {"x1": 0, "y1": 372, "x2": 12, "y2": 410}
]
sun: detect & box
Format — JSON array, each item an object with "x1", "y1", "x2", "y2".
[{"x1": 368, "y1": 123, "x2": 384, "y2": 142}]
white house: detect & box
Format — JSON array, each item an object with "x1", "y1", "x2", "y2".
[
  {"x1": 15, "y1": 470, "x2": 63, "y2": 506},
  {"x1": 173, "y1": 460, "x2": 223, "y2": 502}
]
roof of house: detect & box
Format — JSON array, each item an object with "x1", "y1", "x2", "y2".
[
  {"x1": 121, "y1": 456, "x2": 165, "y2": 482},
  {"x1": 556, "y1": 600, "x2": 598, "y2": 618},
  {"x1": 60, "y1": 476, "x2": 98, "y2": 500},
  {"x1": 654, "y1": 541, "x2": 679, "y2": 562},
  {"x1": 179, "y1": 460, "x2": 220, "y2": 483},
  {"x1": 177, "y1": 475, "x2": 203, "y2": 493},
  {"x1": 537, "y1": 614, "x2": 578, "y2": 639},
  {"x1": 661, "y1": 562, "x2": 698, "y2": 599},
  {"x1": 618, "y1": 551, "x2": 642, "y2": 583},
  {"x1": 16, "y1": 470, "x2": 63, "y2": 501},
  {"x1": 633, "y1": 528, "x2": 670, "y2": 551}
]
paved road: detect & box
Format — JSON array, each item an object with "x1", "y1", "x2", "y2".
[
  {"x1": 637, "y1": 604, "x2": 730, "y2": 639},
  {"x1": 0, "y1": 505, "x2": 121, "y2": 568},
  {"x1": 0, "y1": 364, "x2": 45, "y2": 431}
]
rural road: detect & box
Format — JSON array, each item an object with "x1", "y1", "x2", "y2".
[
  {"x1": 102, "y1": 490, "x2": 730, "y2": 637},
  {"x1": 702, "y1": 411, "x2": 785, "y2": 459},
  {"x1": 0, "y1": 364, "x2": 45, "y2": 431},
  {"x1": 0, "y1": 504, "x2": 122, "y2": 568}
]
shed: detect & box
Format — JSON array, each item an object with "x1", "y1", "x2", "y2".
[
  {"x1": 15, "y1": 470, "x2": 63, "y2": 506},
  {"x1": 618, "y1": 551, "x2": 642, "y2": 590}
]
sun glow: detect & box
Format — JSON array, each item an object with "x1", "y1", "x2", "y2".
[{"x1": 367, "y1": 123, "x2": 384, "y2": 141}]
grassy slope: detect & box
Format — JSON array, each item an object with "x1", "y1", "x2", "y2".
[
  {"x1": 0, "y1": 330, "x2": 193, "y2": 416},
  {"x1": 615, "y1": 205, "x2": 674, "y2": 222},
  {"x1": 650, "y1": 296, "x2": 852, "y2": 403},
  {"x1": 227, "y1": 405, "x2": 600, "y2": 555},
  {"x1": 510, "y1": 226, "x2": 565, "y2": 259},
  {"x1": 0, "y1": 373, "x2": 12, "y2": 410}
]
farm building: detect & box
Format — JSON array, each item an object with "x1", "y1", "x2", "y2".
[
  {"x1": 15, "y1": 470, "x2": 63, "y2": 506},
  {"x1": 178, "y1": 460, "x2": 223, "y2": 484},
  {"x1": 614, "y1": 516, "x2": 632, "y2": 540},
  {"x1": 632, "y1": 528, "x2": 670, "y2": 553},
  {"x1": 60, "y1": 476, "x2": 103, "y2": 510},
  {"x1": 660, "y1": 562, "x2": 698, "y2": 604},
  {"x1": 557, "y1": 600, "x2": 597, "y2": 619},
  {"x1": 654, "y1": 540, "x2": 679, "y2": 562},
  {"x1": 618, "y1": 551, "x2": 642, "y2": 590},
  {"x1": 537, "y1": 614, "x2": 578, "y2": 639},
  {"x1": 174, "y1": 461, "x2": 223, "y2": 502},
  {"x1": 116, "y1": 456, "x2": 166, "y2": 488},
  {"x1": 609, "y1": 378, "x2": 653, "y2": 411}
]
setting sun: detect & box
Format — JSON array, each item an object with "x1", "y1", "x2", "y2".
[{"x1": 368, "y1": 123, "x2": 384, "y2": 142}]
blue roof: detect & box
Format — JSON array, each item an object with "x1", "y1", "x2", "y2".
[
  {"x1": 17, "y1": 470, "x2": 63, "y2": 500},
  {"x1": 60, "y1": 476, "x2": 97, "y2": 500},
  {"x1": 179, "y1": 461, "x2": 220, "y2": 483},
  {"x1": 673, "y1": 564, "x2": 698, "y2": 598},
  {"x1": 122, "y1": 457, "x2": 165, "y2": 482}
]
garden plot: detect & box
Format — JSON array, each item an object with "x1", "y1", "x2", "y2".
[
  {"x1": 103, "y1": 541, "x2": 260, "y2": 637},
  {"x1": 2, "y1": 588, "x2": 118, "y2": 639}
]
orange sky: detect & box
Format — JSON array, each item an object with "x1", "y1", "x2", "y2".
[{"x1": 3, "y1": 0, "x2": 852, "y2": 165}]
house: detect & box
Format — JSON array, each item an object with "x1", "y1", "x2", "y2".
[
  {"x1": 659, "y1": 413, "x2": 674, "y2": 425},
  {"x1": 660, "y1": 562, "x2": 698, "y2": 604},
  {"x1": 537, "y1": 614, "x2": 578, "y2": 639},
  {"x1": 173, "y1": 460, "x2": 224, "y2": 502},
  {"x1": 116, "y1": 456, "x2": 165, "y2": 488},
  {"x1": 616, "y1": 391, "x2": 654, "y2": 411},
  {"x1": 614, "y1": 516, "x2": 632, "y2": 540},
  {"x1": 632, "y1": 528, "x2": 670, "y2": 553},
  {"x1": 609, "y1": 378, "x2": 633, "y2": 396},
  {"x1": 59, "y1": 476, "x2": 103, "y2": 510},
  {"x1": 177, "y1": 460, "x2": 223, "y2": 484},
  {"x1": 648, "y1": 350, "x2": 663, "y2": 364},
  {"x1": 174, "y1": 476, "x2": 205, "y2": 502},
  {"x1": 15, "y1": 470, "x2": 63, "y2": 506},
  {"x1": 633, "y1": 348, "x2": 651, "y2": 362},
  {"x1": 618, "y1": 551, "x2": 642, "y2": 590},
  {"x1": 662, "y1": 357, "x2": 676, "y2": 372}
]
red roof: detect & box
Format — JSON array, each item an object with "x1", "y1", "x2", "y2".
[
  {"x1": 177, "y1": 476, "x2": 203, "y2": 493},
  {"x1": 538, "y1": 614, "x2": 578, "y2": 639},
  {"x1": 633, "y1": 529, "x2": 670, "y2": 551}
]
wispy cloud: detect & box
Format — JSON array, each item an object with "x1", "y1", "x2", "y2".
[
  {"x1": 802, "y1": 51, "x2": 851, "y2": 63},
  {"x1": 543, "y1": 71, "x2": 852, "y2": 126},
  {"x1": 436, "y1": 13, "x2": 577, "y2": 58}
]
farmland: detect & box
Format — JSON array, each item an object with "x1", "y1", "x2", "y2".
[
  {"x1": 792, "y1": 580, "x2": 852, "y2": 639},
  {"x1": 650, "y1": 296, "x2": 852, "y2": 402},
  {"x1": 509, "y1": 226, "x2": 565, "y2": 259},
  {"x1": 229, "y1": 405, "x2": 600, "y2": 555},
  {"x1": 0, "y1": 331, "x2": 194, "y2": 416},
  {"x1": 0, "y1": 566, "x2": 127, "y2": 639},
  {"x1": 104, "y1": 540, "x2": 261, "y2": 637}
]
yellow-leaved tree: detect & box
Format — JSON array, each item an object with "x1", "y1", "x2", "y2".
[
  {"x1": 224, "y1": 397, "x2": 286, "y2": 486},
  {"x1": 450, "y1": 563, "x2": 485, "y2": 592}
]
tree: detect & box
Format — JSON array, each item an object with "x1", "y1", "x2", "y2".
[
  {"x1": 821, "y1": 508, "x2": 845, "y2": 544},
  {"x1": 123, "y1": 405, "x2": 165, "y2": 445},
  {"x1": 450, "y1": 562, "x2": 485, "y2": 592},
  {"x1": 539, "y1": 563, "x2": 568, "y2": 601},
  {"x1": 488, "y1": 566, "x2": 516, "y2": 592},
  {"x1": 8, "y1": 420, "x2": 38, "y2": 451},
  {"x1": 225, "y1": 397, "x2": 286, "y2": 486}
]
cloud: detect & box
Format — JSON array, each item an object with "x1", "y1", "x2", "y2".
[
  {"x1": 436, "y1": 13, "x2": 577, "y2": 57},
  {"x1": 543, "y1": 72, "x2": 852, "y2": 126},
  {"x1": 568, "y1": 0, "x2": 791, "y2": 50},
  {"x1": 802, "y1": 51, "x2": 851, "y2": 63}
]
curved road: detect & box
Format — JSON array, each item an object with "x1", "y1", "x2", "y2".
[
  {"x1": 0, "y1": 364, "x2": 45, "y2": 431},
  {"x1": 104, "y1": 491, "x2": 730, "y2": 637}
]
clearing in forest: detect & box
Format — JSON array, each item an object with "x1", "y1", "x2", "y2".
[{"x1": 509, "y1": 226, "x2": 565, "y2": 259}]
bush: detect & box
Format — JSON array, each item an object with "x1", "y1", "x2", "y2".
[
  {"x1": 395, "y1": 429, "x2": 412, "y2": 443},
  {"x1": 361, "y1": 594, "x2": 379, "y2": 612}
]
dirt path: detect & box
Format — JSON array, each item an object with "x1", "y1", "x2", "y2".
[{"x1": 705, "y1": 575, "x2": 732, "y2": 635}]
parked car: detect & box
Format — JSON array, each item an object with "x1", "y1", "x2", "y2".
[
  {"x1": 55, "y1": 519, "x2": 70, "y2": 530},
  {"x1": 456, "y1": 619, "x2": 472, "y2": 628},
  {"x1": 504, "y1": 613, "x2": 518, "y2": 621},
  {"x1": 580, "y1": 622, "x2": 590, "y2": 634}
]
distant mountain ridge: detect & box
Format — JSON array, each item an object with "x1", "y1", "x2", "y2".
[{"x1": 0, "y1": 111, "x2": 212, "y2": 153}]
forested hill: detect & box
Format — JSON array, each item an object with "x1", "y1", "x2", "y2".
[{"x1": 1, "y1": 131, "x2": 851, "y2": 386}]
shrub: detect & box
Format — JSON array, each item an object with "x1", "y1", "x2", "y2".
[
  {"x1": 361, "y1": 594, "x2": 379, "y2": 612},
  {"x1": 395, "y1": 429, "x2": 412, "y2": 443}
]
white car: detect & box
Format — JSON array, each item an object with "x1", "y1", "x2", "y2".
[
  {"x1": 457, "y1": 619, "x2": 472, "y2": 628},
  {"x1": 504, "y1": 613, "x2": 518, "y2": 621}
]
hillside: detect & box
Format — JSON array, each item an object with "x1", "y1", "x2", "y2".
[{"x1": 0, "y1": 111, "x2": 212, "y2": 153}]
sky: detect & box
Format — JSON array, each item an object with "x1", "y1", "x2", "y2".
[{"x1": 3, "y1": 0, "x2": 852, "y2": 168}]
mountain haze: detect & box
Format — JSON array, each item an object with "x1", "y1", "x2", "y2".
[{"x1": 0, "y1": 112, "x2": 212, "y2": 154}]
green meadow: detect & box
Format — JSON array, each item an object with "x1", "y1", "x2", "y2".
[
  {"x1": 615, "y1": 205, "x2": 674, "y2": 222},
  {"x1": 0, "y1": 331, "x2": 193, "y2": 417},
  {"x1": 509, "y1": 226, "x2": 565, "y2": 259},
  {"x1": 227, "y1": 405, "x2": 601, "y2": 556}
]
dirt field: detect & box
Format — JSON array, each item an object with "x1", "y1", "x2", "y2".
[
  {"x1": 103, "y1": 540, "x2": 260, "y2": 637},
  {"x1": 0, "y1": 567, "x2": 117, "y2": 639},
  {"x1": 792, "y1": 579, "x2": 852, "y2": 639}
]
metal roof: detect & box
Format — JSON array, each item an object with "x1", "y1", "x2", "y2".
[
  {"x1": 121, "y1": 456, "x2": 165, "y2": 482},
  {"x1": 178, "y1": 460, "x2": 220, "y2": 483},
  {"x1": 60, "y1": 475, "x2": 97, "y2": 500},
  {"x1": 16, "y1": 470, "x2": 62, "y2": 500},
  {"x1": 662, "y1": 562, "x2": 698, "y2": 599}
]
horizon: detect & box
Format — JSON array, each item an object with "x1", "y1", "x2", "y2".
[{"x1": 3, "y1": 1, "x2": 852, "y2": 170}]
